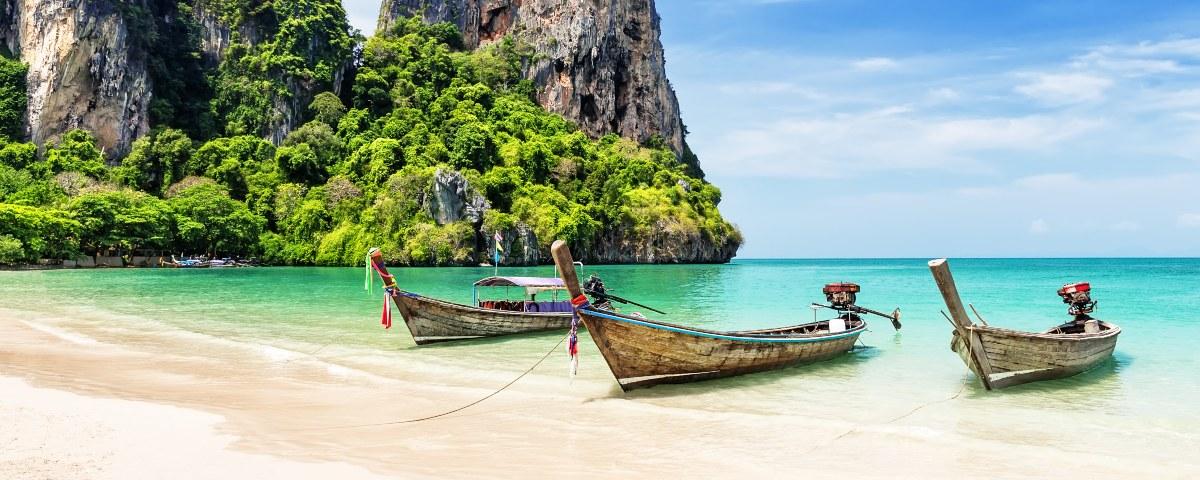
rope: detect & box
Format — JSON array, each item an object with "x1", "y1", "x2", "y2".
[
  {"x1": 800, "y1": 383, "x2": 968, "y2": 455},
  {"x1": 307, "y1": 335, "x2": 566, "y2": 430}
]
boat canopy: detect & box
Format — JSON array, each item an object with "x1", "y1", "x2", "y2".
[{"x1": 473, "y1": 276, "x2": 565, "y2": 289}]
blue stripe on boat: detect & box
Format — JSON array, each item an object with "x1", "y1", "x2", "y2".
[{"x1": 582, "y1": 309, "x2": 864, "y2": 344}]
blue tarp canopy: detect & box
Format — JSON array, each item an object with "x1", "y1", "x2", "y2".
[{"x1": 473, "y1": 276, "x2": 565, "y2": 289}]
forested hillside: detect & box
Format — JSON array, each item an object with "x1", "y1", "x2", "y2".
[{"x1": 0, "y1": 3, "x2": 740, "y2": 266}]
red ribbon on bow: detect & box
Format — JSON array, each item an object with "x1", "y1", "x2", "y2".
[{"x1": 381, "y1": 292, "x2": 393, "y2": 329}]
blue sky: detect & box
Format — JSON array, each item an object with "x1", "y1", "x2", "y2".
[{"x1": 343, "y1": 1, "x2": 1200, "y2": 257}]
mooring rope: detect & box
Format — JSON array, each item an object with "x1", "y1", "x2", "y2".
[
  {"x1": 800, "y1": 383, "x2": 968, "y2": 455},
  {"x1": 306, "y1": 335, "x2": 566, "y2": 430}
]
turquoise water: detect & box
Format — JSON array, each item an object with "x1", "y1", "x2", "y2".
[{"x1": 2, "y1": 258, "x2": 1198, "y2": 456}]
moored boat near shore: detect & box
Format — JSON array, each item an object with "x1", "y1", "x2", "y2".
[
  {"x1": 928, "y1": 258, "x2": 1121, "y2": 390},
  {"x1": 368, "y1": 248, "x2": 573, "y2": 345},
  {"x1": 551, "y1": 240, "x2": 892, "y2": 391}
]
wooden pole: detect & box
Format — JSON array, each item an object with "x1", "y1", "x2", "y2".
[
  {"x1": 928, "y1": 258, "x2": 993, "y2": 390},
  {"x1": 927, "y1": 258, "x2": 973, "y2": 331},
  {"x1": 550, "y1": 240, "x2": 585, "y2": 299}
]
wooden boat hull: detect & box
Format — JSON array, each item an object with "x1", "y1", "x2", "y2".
[
  {"x1": 579, "y1": 308, "x2": 865, "y2": 390},
  {"x1": 391, "y1": 292, "x2": 571, "y2": 345},
  {"x1": 950, "y1": 321, "x2": 1120, "y2": 389}
]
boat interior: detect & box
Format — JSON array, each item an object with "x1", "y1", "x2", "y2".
[
  {"x1": 1045, "y1": 318, "x2": 1114, "y2": 334},
  {"x1": 588, "y1": 306, "x2": 866, "y2": 338},
  {"x1": 478, "y1": 300, "x2": 573, "y2": 313},
  {"x1": 736, "y1": 314, "x2": 866, "y2": 336}
]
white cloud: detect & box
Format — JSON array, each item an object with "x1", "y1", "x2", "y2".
[
  {"x1": 1070, "y1": 53, "x2": 1181, "y2": 76},
  {"x1": 1178, "y1": 213, "x2": 1200, "y2": 228},
  {"x1": 1093, "y1": 38, "x2": 1200, "y2": 59},
  {"x1": 925, "y1": 117, "x2": 1102, "y2": 150},
  {"x1": 853, "y1": 57, "x2": 898, "y2": 71},
  {"x1": 715, "y1": 82, "x2": 826, "y2": 99},
  {"x1": 699, "y1": 112, "x2": 1098, "y2": 178},
  {"x1": 1029, "y1": 219, "x2": 1049, "y2": 234},
  {"x1": 1014, "y1": 73, "x2": 1113, "y2": 104},
  {"x1": 1013, "y1": 173, "x2": 1085, "y2": 190},
  {"x1": 926, "y1": 87, "x2": 960, "y2": 102},
  {"x1": 1110, "y1": 221, "x2": 1141, "y2": 232}
]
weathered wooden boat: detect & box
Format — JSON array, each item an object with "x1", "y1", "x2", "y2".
[
  {"x1": 928, "y1": 258, "x2": 1121, "y2": 390},
  {"x1": 551, "y1": 240, "x2": 893, "y2": 391},
  {"x1": 368, "y1": 248, "x2": 572, "y2": 345}
]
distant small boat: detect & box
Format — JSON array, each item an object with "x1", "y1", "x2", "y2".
[
  {"x1": 551, "y1": 240, "x2": 888, "y2": 391},
  {"x1": 368, "y1": 249, "x2": 573, "y2": 345},
  {"x1": 163, "y1": 256, "x2": 209, "y2": 268},
  {"x1": 928, "y1": 258, "x2": 1121, "y2": 390}
]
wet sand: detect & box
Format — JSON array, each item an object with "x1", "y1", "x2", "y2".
[{"x1": 1, "y1": 307, "x2": 1196, "y2": 479}]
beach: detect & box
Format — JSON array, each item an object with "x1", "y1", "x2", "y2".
[{"x1": 2, "y1": 261, "x2": 1199, "y2": 478}]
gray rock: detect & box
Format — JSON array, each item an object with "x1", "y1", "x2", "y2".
[
  {"x1": 582, "y1": 223, "x2": 739, "y2": 264},
  {"x1": 2, "y1": 0, "x2": 151, "y2": 159},
  {"x1": 425, "y1": 168, "x2": 490, "y2": 225},
  {"x1": 377, "y1": 0, "x2": 697, "y2": 173},
  {"x1": 483, "y1": 222, "x2": 540, "y2": 266}
]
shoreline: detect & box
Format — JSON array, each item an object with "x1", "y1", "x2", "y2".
[{"x1": 2, "y1": 306, "x2": 1197, "y2": 478}]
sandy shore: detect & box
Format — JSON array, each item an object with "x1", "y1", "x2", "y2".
[
  {"x1": 2, "y1": 307, "x2": 1197, "y2": 479},
  {"x1": 0, "y1": 376, "x2": 390, "y2": 480}
]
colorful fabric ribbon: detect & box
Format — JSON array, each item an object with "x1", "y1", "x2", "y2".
[
  {"x1": 381, "y1": 289, "x2": 393, "y2": 329},
  {"x1": 366, "y1": 249, "x2": 396, "y2": 330},
  {"x1": 568, "y1": 293, "x2": 590, "y2": 377},
  {"x1": 364, "y1": 252, "x2": 372, "y2": 292}
]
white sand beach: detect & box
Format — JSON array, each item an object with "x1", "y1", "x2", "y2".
[{"x1": 2, "y1": 307, "x2": 1197, "y2": 479}]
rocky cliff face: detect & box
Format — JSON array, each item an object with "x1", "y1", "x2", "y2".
[
  {"x1": 378, "y1": 0, "x2": 700, "y2": 175},
  {"x1": 1, "y1": 0, "x2": 150, "y2": 158},
  {"x1": 585, "y1": 226, "x2": 739, "y2": 264},
  {"x1": 1, "y1": 0, "x2": 347, "y2": 157}
]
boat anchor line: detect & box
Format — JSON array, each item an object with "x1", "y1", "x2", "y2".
[
  {"x1": 303, "y1": 335, "x2": 567, "y2": 431},
  {"x1": 799, "y1": 383, "x2": 968, "y2": 456}
]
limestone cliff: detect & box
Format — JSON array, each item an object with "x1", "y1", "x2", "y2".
[
  {"x1": 1, "y1": 0, "x2": 150, "y2": 158},
  {"x1": 585, "y1": 225, "x2": 740, "y2": 264},
  {"x1": 377, "y1": 0, "x2": 701, "y2": 177}
]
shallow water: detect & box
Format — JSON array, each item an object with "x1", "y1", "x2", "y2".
[{"x1": 2, "y1": 258, "x2": 1198, "y2": 463}]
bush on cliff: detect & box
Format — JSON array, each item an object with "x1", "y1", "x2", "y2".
[{"x1": 0, "y1": 55, "x2": 27, "y2": 141}]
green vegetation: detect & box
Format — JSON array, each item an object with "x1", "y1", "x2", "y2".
[
  {"x1": 0, "y1": 10, "x2": 740, "y2": 265},
  {"x1": 0, "y1": 54, "x2": 27, "y2": 140}
]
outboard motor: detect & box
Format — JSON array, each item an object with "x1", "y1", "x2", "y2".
[
  {"x1": 822, "y1": 282, "x2": 861, "y2": 309},
  {"x1": 583, "y1": 275, "x2": 607, "y2": 298},
  {"x1": 814, "y1": 282, "x2": 902, "y2": 330},
  {"x1": 582, "y1": 275, "x2": 611, "y2": 309},
  {"x1": 1057, "y1": 282, "x2": 1096, "y2": 317}
]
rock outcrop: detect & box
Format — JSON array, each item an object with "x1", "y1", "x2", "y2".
[
  {"x1": 426, "y1": 168, "x2": 488, "y2": 225},
  {"x1": 483, "y1": 222, "x2": 540, "y2": 265},
  {"x1": 377, "y1": 0, "x2": 700, "y2": 175},
  {"x1": 193, "y1": 3, "x2": 234, "y2": 68},
  {"x1": 1, "y1": 0, "x2": 150, "y2": 158},
  {"x1": 585, "y1": 226, "x2": 739, "y2": 264},
  {"x1": 1, "y1": 0, "x2": 348, "y2": 157}
]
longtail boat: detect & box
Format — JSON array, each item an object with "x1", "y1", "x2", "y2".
[
  {"x1": 368, "y1": 248, "x2": 572, "y2": 345},
  {"x1": 551, "y1": 240, "x2": 898, "y2": 391},
  {"x1": 928, "y1": 258, "x2": 1121, "y2": 390}
]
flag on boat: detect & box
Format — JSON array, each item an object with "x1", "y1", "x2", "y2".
[{"x1": 493, "y1": 232, "x2": 503, "y2": 265}]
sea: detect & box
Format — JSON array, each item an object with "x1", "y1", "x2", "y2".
[{"x1": 2, "y1": 258, "x2": 1198, "y2": 467}]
